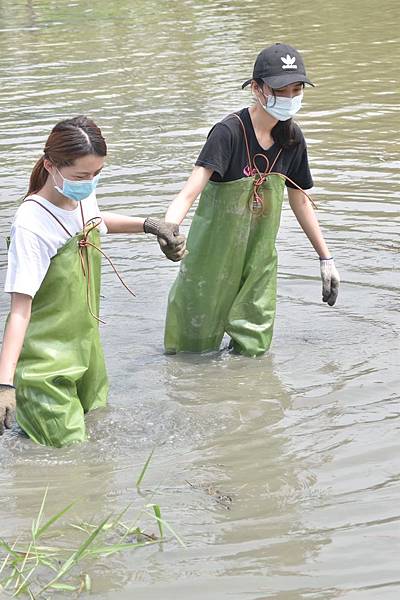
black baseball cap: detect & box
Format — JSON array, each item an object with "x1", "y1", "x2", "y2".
[{"x1": 242, "y1": 43, "x2": 314, "y2": 89}]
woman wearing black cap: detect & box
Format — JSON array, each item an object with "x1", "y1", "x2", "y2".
[{"x1": 163, "y1": 43, "x2": 339, "y2": 357}]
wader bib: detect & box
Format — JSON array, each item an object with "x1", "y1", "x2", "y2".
[
  {"x1": 14, "y1": 201, "x2": 108, "y2": 447},
  {"x1": 165, "y1": 115, "x2": 287, "y2": 358}
]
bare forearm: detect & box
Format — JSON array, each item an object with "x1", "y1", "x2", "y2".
[
  {"x1": 288, "y1": 190, "x2": 332, "y2": 258},
  {"x1": 165, "y1": 191, "x2": 197, "y2": 225},
  {"x1": 102, "y1": 212, "x2": 145, "y2": 234},
  {"x1": 0, "y1": 294, "x2": 32, "y2": 385},
  {"x1": 165, "y1": 166, "x2": 213, "y2": 225}
]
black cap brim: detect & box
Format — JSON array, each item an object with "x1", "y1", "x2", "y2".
[{"x1": 242, "y1": 73, "x2": 314, "y2": 89}]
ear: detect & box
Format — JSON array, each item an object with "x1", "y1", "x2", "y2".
[
  {"x1": 43, "y1": 157, "x2": 55, "y2": 174},
  {"x1": 250, "y1": 80, "x2": 261, "y2": 94}
]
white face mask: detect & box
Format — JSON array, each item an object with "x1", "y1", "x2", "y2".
[{"x1": 258, "y1": 90, "x2": 303, "y2": 121}]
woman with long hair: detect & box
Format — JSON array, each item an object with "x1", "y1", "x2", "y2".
[
  {"x1": 0, "y1": 115, "x2": 185, "y2": 446},
  {"x1": 164, "y1": 43, "x2": 339, "y2": 357}
]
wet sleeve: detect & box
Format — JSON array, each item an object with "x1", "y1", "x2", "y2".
[
  {"x1": 285, "y1": 140, "x2": 314, "y2": 191},
  {"x1": 195, "y1": 123, "x2": 233, "y2": 178},
  {"x1": 4, "y1": 226, "x2": 52, "y2": 298}
]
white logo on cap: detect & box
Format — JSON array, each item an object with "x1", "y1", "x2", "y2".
[{"x1": 281, "y1": 54, "x2": 297, "y2": 70}]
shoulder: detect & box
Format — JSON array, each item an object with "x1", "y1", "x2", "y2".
[
  {"x1": 82, "y1": 193, "x2": 107, "y2": 234},
  {"x1": 206, "y1": 108, "x2": 248, "y2": 137},
  {"x1": 291, "y1": 121, "x2": 307, "y2": 145},
  {"x1": 12, "y1": 196, "x2": 71, "y2": 243},
  {"x1": 292, "y1": 121, "x2": 305, "y2": 143},
  {"x1": 84, "y1": 191, "x2": 101, "y2": 213},
  {"x1": 220, "y1": 108, "x2": 249, "y2": 134},
  {"x1": 202, "y1": 110, "x2": 250, "y2": 155},
  {"x1": 13, "y1": 198, "x2": 48, "y2": 232}
]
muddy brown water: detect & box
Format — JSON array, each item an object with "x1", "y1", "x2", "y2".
[{"x1": 0, "y1": 1, "x2": 399, "y2": 598}]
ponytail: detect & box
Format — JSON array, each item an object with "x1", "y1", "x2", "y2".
[{"x1": 24, "y1": 155, "x2": 49, "y2": 199}]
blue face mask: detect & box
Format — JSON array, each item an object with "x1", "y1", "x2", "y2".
[
  {"x1": 53, "y1": 168, "x2": 100, "y2": 202},
  {"x1": 259, "y1": 90, "x2": 303, "y2": 121}
]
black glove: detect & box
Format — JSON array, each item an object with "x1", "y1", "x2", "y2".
[
  {"x1": 143, "y1": 218, "x2": 186, "y2": 262},
  {"x1": 0, "y1": 384, "x2": 16, "y2": 435}
]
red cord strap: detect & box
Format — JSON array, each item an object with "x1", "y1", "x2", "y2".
[
  {"x1": 78, "y1": 214, "x2": 136, "y2": 324},
  {"x1": 24, "y1": 199, "x2": 135, "y2": 323},
  {"x1": 231, "y1": 113, "x2": 317, "y2": 213}
]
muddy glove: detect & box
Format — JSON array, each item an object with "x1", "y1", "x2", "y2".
[
  {"x1": 143, "y1": 218, "x2": 186, "y2": 262},
  {"x1": 0, "y1": 384, "x2": 16, "y2": 435},
  {"x1": 320, "y1": 257, "x2": 340, "y2": 307}
]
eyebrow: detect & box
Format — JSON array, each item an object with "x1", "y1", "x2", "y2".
[{"x1": 76, "y1": 168, "x2": 103, "y2": 176}]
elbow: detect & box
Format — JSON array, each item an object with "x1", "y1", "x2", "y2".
[{"x1": 289, "y1": 193, "x2": 311, "y2": 214}]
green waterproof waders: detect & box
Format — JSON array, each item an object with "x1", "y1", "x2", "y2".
[
  {"x1": 14, "y1": 221, "x2": 108, "y2": 447},
  {"x1": 164, "y1": 173, "x2": 286, "y2": 357}
]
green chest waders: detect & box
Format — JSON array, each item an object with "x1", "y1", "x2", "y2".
[
  {"x1": 164, "y1": 113, "x2": 292, "y2": 358},
  {"x1": 164, "y1": 174, "x2": 285, "y2": 357},
  {"x1": 14, "y1": 204, "x2": 108, "y2": 447}
]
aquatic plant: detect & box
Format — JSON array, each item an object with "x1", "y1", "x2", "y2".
[{"x1": 0, "y1": 451, "x2": 184, "y2": 597}]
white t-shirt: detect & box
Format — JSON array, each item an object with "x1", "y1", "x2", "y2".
[{"x1": 5, "y1": 193, "x2": 108, "y2": 298}]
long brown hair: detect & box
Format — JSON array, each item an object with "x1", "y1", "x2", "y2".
[{"x1": 25, "y1": 116, "x2": 107, "y2": 198}]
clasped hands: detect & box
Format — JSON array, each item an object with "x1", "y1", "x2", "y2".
[{"x1": 143, "y1": 218, "x2": 186, "y2": 262}]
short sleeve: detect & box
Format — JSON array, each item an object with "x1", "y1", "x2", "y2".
[
  {"x1": 195, "y1": 123, "x2": 233, "y2": 179},
  {"x1": 285, "y1": 140, "x2": 313, "y2": 190},
  {"x1": 84, "y1": 194, "x2": 108, "y2": 234},
  {"x1": 4, "y1": 226, "x2": 52, "y2": 298}
]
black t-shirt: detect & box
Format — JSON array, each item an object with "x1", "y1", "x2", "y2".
[{"x1": 195, "y1": 108, "x2": 313, "y2": 190}]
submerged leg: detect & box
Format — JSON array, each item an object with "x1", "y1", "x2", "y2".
[
  {"x1": 77, "y1": 336, "x2": 108, "y2": 413},
  {"x1": 226, "y1": 249, "x2": 278, "y2": 357},
  {"x1": 16, "y1": 377, "x2": 87, "y2": 447}
]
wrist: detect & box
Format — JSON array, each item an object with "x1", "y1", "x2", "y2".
[{"x1": 143, "y1": 217, "x2": 160, "y2": 235}]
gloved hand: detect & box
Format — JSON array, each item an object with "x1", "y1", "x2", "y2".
[
  {"x1": 143, "y1": 218, "x2": 186, "y2": 262},
  {"x1": 0, "y1": 384, "x2": 16, "y2": 435},
  {"x1": 320, "y1": 258, "x2": 340, "y2": 306}
]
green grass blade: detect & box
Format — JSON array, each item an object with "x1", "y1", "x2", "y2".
[
  {"x1": 27, "y1": 588, "x2": 36, "y2": 600},
  {"x1": 0, "y1": 539, "x2": 22, "y2": 562},
  {"x1": 146, "y1": 505, "x2": 186, "y2": 548},
  {"x1": 108, "y1": 502, "x2": 132, "y2": 530},
  {"x1": 70, "y1": 514, "x2": 111, "y2": 563},
  {"x1": 69, "y1": 523, "x2": 92, "y2": 534},
  {"x1": 0, "y1": 538, "x2": 18, "y2": 575},
  {"x1": 31, "y1": 487, "x2": 48, "y2": 541},
  {"x1": 83, "y1": 573, "x2": 91, "y2": 592},
  {"x1": 152, "y1": 504, "x2": 163, "y2": 538},
  {"x1": 36, "y1": 501, "x2": 75, "y2": 539},
  {"x1": 37, "y1": 557, "x2": 59, "y2": 573},
  {"x1": 86, "y1": 539, "x2": 158, "y2": 558},
  {"x1": 1, "y1": 573, "x2": 16, "y2": 591},
  {"x1": 13, "y1": 563, "x2": 37, "y2": 597},
  {"x1": 14, "y1": 541, "x2": 32, "y2": 590},
  {"x1": 49, "y1": 582, "x2": 78, "y2": 591},
  {"x1": 135, "y1": 448, "x2": 155, "y2": 488},
  {"x1": 40, "y1": 514, "x2": 111, "y2": 593},
  {"x1": 3, "y1": 567, "x2": 18, "y2": 591}
]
